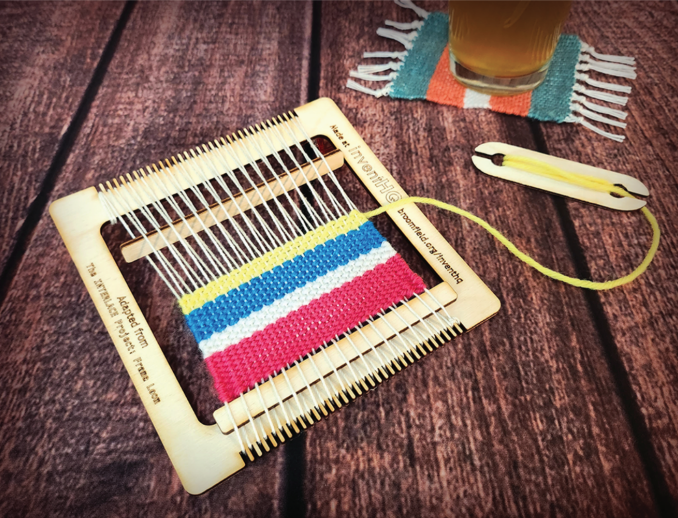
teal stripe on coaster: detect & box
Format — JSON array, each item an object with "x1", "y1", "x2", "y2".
[
  {"x1": 529, "y1": 34, "x2": 582, "y2": 123},
  {"x1": 390, "y1": 12, "x2": 449, "y2": 100}
]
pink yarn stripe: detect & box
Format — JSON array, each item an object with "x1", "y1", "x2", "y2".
[{"x1": 205, "y1": 254, "x2": 426, "y2": 402}]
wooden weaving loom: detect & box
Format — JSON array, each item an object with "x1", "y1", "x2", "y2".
[{"x1": 50, "y1": 98, "x2": 500, "y2": 494}]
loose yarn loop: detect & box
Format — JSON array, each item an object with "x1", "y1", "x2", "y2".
[{"x1": 364, "y1": 156, "x2": 659, "y2": 290}]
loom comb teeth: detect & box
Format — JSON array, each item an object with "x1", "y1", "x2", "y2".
[
  {"x1": 51, "y1": 98, "x2": 501, "y2": 493},
  {"x1": 219, "y1": 304, "x2": 469, "y2": 465}
]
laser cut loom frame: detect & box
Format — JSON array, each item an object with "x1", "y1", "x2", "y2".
[{"x1": 50, "y1": 98, "x2": 500, "y2": 494}]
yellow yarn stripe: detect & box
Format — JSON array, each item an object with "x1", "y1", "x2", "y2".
[
  {"x1": 364, "y1": 156, "x2": 659, "y2": 291},
  {"x1": 179, "y1": 210, "x2": 367, "y2": 314}
]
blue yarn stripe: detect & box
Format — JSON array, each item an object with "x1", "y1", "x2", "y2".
[
  {"x1": 185, "y1": 221, "x2": 386, "y2": 342},
  {"x1": 528, "y1": 34, "x2": 581, "y2": 122},
  {"x1": 390, "y1": 12, "x2": 449, "y2": 100}
]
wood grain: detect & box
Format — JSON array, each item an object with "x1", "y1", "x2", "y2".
[
  {"x1": 540, "y1": 1, "x2": 678, "y2": 510},
  {"x1": 0, "y1": 2, "x2": 124, "y2": 275},
  {"x1": 302, "y1": 2, "x2": 658, "y2": 516},
  {"x1": 0, "y1": 2, "x2": 312, "y2": 516},
  {"x1": 1, "y1": 0, "x2": 677, "y2": 516}
]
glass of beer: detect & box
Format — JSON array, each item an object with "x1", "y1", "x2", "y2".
[{"x1": 448, "y1": 1, "x2": 571, "y2": 96}]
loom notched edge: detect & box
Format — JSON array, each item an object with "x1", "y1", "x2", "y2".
[{"x1": 49, "y1": 97, "x2": 501, "y2": 494}]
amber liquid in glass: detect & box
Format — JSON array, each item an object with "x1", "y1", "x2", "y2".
[{"x1": 449, "y1": 1, "x2": 571, "y2": 95}]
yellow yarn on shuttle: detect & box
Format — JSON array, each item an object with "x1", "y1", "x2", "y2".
[{"x1": 364, "y1": 156, "x2": 659, "y2": 291}]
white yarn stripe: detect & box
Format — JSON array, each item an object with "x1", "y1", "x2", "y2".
[
  {"x1": 199, "y1": 241, "x2": 398, "y2": 358},
  {"x1": 463, "y1": 89, "x2": 491, "y2": 109}
]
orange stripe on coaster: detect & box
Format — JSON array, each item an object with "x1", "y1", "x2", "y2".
[
  {"x1": 426, "y1": 45, "x2": 466, "y2": 108},
  {"x1": 489, "y1": 91, "x2": 532, "y2": 116},
  {"x1": 426, "y1": 45, "x2": 533, "y2": 116}
]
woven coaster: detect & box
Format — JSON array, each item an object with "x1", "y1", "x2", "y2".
[{"x1": 347, "y1": 0, "x2": 637, "y2": 142}]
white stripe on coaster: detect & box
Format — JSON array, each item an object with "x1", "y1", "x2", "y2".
[
  {"x1": 199, "y1": 241, "x2": 398, "y2": 357},
  {"x1": 463, "y1": 88, "x2": 491, "y2": 109}
]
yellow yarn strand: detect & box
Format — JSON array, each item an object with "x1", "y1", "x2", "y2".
[
  {"x1": 178, "y1": 210, "x2": 367, "y2": 313},
  {"x1": 363, "y1": 156, "x2": 659, "y2": 291}
]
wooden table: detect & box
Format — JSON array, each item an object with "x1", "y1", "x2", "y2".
[{"x1": 1, "y1": 2, "x2": 677, "y2": 516}]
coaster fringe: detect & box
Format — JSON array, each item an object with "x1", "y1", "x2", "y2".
[
  {"x1": 578, "y1": 55, "x2": 637, "y2": 79},
  {"x1": 565, "y1": 43, "x2": 636, "y2": 140},
  {"x1": 346, "y1": 1, "x2": 637, "y2": 142},
  {"x1": 349, "y1": 70, "x2": 397, "y2": 82},
  {"x1": 571, "y1": 94, "x2": 627, "y2": 120},
  {"x1": 363, "y1": 51, "x2": 408, "y2": 59},
  {"x1": 376, "y1": 27, "x2": 419, "y2": 49},
  {"x1": 348, "y1": 14, "x2": 426, "y2": 97},
  {"x1": 580, "y1": 41, "x2": 636, "y2": 65},
  {"x1": 385, "y1": 19, "x2": 423, "y2": 30},
  {"x1": 393, "y1": 0, "x2": 429, "y2": 18},
  {"x1": 566, "y1": 115, "x2": 626, "y2": 142},
  {"x1": 572, "y1": 104, "x2": 627, "y2": 129},
  {"x1": 573, "y1": 83, "x2": 628, "y2": 106},
  {"x1": 575, "y1": 73, "x2": 632, "y2": 94},
  {"x1": 346, "y1": 80, "x2": 393, "y2": 98},
  {"x1": 358, "y1": 62, "x2": 403, "y2": 74}
]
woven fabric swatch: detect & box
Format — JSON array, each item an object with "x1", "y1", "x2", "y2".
[
  {"x1": 180, "y1": 210, "x2": 426, "y2": 402},
  {"x1": 347, "y1": 2, "x2": 637, "y2": 142}
]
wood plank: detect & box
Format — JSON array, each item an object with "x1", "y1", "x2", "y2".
[
  {"x1": 0, "y1": 1, "x2": 313, "y2": 515},
  {"x1": 0, "y1": 1, "x2": 124, "y2": 275},
  {"x1": 303, "y1": 1, "x2": 657, "y2": 516},
  {"x1": 539, "y1": 1, "x2": 678, "y2": 509}
]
